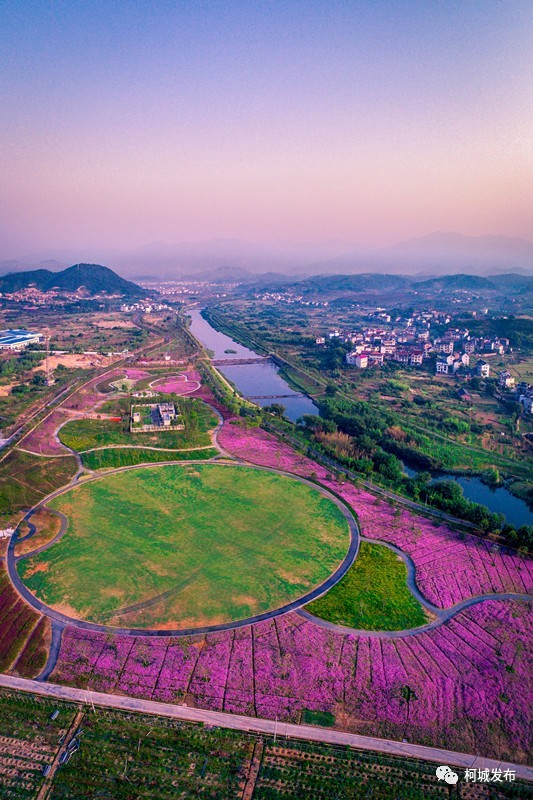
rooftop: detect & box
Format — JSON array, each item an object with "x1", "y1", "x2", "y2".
[{"x1": 0, "y1": 328, "x2": 41, "y2": 346}]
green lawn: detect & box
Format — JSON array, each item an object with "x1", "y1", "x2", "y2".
[
  {"x1": 18, "y1": 464, "x2": 350, "y2": 629},
  {"x1": 306, "y1": 541, "x2": 428, "y2": 631},
  {"x1": 81, "y1": 446, "x2": 219, "y2": 470},
  {"x1": 59, "y1": 397, "x2": 217, "y2": 451}
]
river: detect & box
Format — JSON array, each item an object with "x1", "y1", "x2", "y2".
[
  {"x1": 402, "y1": 463, "x2": 532, "y2": 528},
  {"x1": 188, "y1": 309, "x2": 319, "y2": 422}
]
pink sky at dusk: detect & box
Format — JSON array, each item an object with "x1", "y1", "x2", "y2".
[{"x1": 1, "y1": 1, "x2": 532, "y2": 259}]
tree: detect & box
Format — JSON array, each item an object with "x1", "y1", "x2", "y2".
[{"x1": 263, "y1": 403, "x2": 286, "y2": 417}]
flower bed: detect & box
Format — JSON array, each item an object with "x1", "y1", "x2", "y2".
[
  {"x1": 0, "y1": 570, "x2": 41, "y2": 672},
  {"x1": 218, "y1": 422, "x2": 533, "y2": 606},
  {"x1": 50, "y1": 599, "x2": 532, "y2": 761},
  {"x1": 150, "y1": 373, "x2": 201, "y2": 395},
  {"x1": 20, "y1": 410, "x2": 72, "y2": 455},
  {"x1": 12, "y1": 616, "x2": 51, "y2": 678},
  {"x1": 124, "y1": 369, "x2": 151, "y2": 381}
]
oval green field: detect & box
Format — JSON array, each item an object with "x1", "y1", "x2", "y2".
[{"x1": 18, "y1": 464, "x2": 352, "y2": 630}]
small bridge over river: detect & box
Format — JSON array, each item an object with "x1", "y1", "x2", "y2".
[
  {"x1": 212, "y1": 356, "x2": 271, "y2": 366},
  {"x1": 249, "y1": 394, "x2": 306, "y2": 400}
]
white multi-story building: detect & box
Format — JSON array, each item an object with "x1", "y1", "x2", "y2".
[
  {"x1": 436, "y1": 340, "x2": 454, "y2": 355},
  {"x1": 476, "y1": 360, "x2": 490, "y2": 378}
]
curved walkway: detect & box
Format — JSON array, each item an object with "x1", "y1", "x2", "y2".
[
  {"x1": 299, "y1": 591, "x2": 533, "y2": 639},
  {"x1": 36, "y1": 620, "x2": 65, "y2": 682},
  {"x1": 7, "y1": 461, "x2": 360, "y2": 638},
  {"x1": 5, "y1": 395, "x2": 532, "y2": 679},
  {"x1": 298, "y1": 534, "x2": 532, "y2": 636}
]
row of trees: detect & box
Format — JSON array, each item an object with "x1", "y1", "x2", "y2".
[{"x1": 296, "y1": 409, "x2": 532, "y2": 553}]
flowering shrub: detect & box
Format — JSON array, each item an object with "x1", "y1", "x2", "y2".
[{"x1": 50, "y1": 599, "x2": 532, "y2": 760}]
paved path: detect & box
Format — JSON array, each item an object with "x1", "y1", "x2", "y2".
[
  {"x1": 36, "y1": 620, "x2": 66, "y2": 682},
  {"x1": 300, "y1": 592, "x2": 533, "y2": 638},
  {"x1": 299, "y1": 536, "x2": 532, "y2": 637},
  {"x1": 0, "y1": 674, "x2": 531, "y2": 781},
  {"x1": 7, "y1": 461, "x2": 360, "y2": 638}
]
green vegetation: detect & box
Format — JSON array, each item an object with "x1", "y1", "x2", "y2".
[
  {"x1": 18, "y1": 464, "x2": 350, "y2": 628},
  {"x1": 59, "y1": 396, "x2": 217, "y2": 451},
  {"x1": 48, "y1": 707, "x2": 253, "y2": 800},
  {"x1": 299, "y1": 403, "x2": 533, "y2": 550},
  {"x1": 0, "y1": 262, "x2": 145, "y2": 297},
  {"x1": 307, "y1": 542, "x2": 428, "y2": 630},
  {"x1": 1, "y1": 691, "x2": 532, "y2": 799},
  {"x1": 0, "y1": 449, "x2": 77, "y2": 525},
  {"x1": 81, "y1": 446, "x2": 219, "y2": 470},
  {"x1": 0, "y1": 690, "x2": 77, "y2": 800},
  {"x1": 301, "y1": 709, "x2": 335, "y2": 727}
]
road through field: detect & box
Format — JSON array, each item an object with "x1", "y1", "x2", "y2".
[{"x1": 0, "y1": 674, "x2": 531, "y2": 782}]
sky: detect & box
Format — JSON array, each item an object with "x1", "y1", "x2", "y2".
[{"x1": 1, "y1": 0, "x2": 532, "y2": 260}]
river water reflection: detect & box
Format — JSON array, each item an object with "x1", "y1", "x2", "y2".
[
  {"x1": 188, "y1": 309, "x2": 319, "y2": 422},
  {"x1": 402, "y1": 463, "x2": 532, "y2": 528}
]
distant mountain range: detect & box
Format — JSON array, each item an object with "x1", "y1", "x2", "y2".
[
  {"x1": 0, "y1": 263, "x2": 146, "y2": 298},
  {"x1": 2, "y1": 232, "x2": 532, "y2": 279},
  {"x1": 255, "y1": 271, "x2": 533, "y2": 296}
]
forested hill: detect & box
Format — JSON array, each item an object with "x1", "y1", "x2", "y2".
[{"x1": 0, "y1": 263, "x2": 147, "y2": 298}]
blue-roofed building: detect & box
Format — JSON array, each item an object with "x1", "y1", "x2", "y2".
[{"x1": 0, "y1": 329, "x2": 43, "y2": 350}]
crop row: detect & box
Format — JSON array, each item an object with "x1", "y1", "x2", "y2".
[
  {"x1": 51, "y1": 598, "x2": 531, "y2": 762},
  {"x1": 12, "y1": 616, "x2": 51, "y2": 678},
  {"x1": 0, "y1": 569, "x2": 42, "y2": 672}
]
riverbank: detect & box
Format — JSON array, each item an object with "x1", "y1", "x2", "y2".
[{"x1": 188, "y1": 308, "x2": 319, "y2": 421}]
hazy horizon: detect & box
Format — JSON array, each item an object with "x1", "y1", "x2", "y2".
[{"x1": 1, "y1": 1, "x2": 532, "y2": 261}]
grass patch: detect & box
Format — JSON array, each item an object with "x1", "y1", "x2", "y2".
[
  {"x1": 18, "y1": 464, "x2": 350, "y2": 629},
  {"x1": 0, "y1": 450, "x2": 77, "y2": 525},
  {"x1": 15, "y1": 509, "x2": 62, "y2": 556},
  {"x1": 81, "y1": 447, "x2": 219, "y2": 470},
  {"x1": 59, "y1": 397, "x2": 217, "y2": 452},
  {"x1": 301, "y1": 709, "x2": 335, "y2": 727},
  {"x1": 306, "y1": 541, "x2": 428, "y2": 631}
]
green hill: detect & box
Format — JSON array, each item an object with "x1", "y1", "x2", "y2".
[{"x1": 0, "y1": 263, "x2": 147, "y2": 298}]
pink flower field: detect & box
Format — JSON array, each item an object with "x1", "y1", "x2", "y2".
[
  {"x1": 20, "y1": 410, "x2": 72, "y2": 455},
  {"x1": 123, "y1": 369, "x2": 151, "y2": 381},
  {"x1": 151, "y1": 372, "x2": 201, "y2": 395},
  {"x1": 218, "y1": 422, "x2": 533, "y2": 606},
  {"x1": 51, "y1": 600, "x2": 532, "y2": 761}
]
